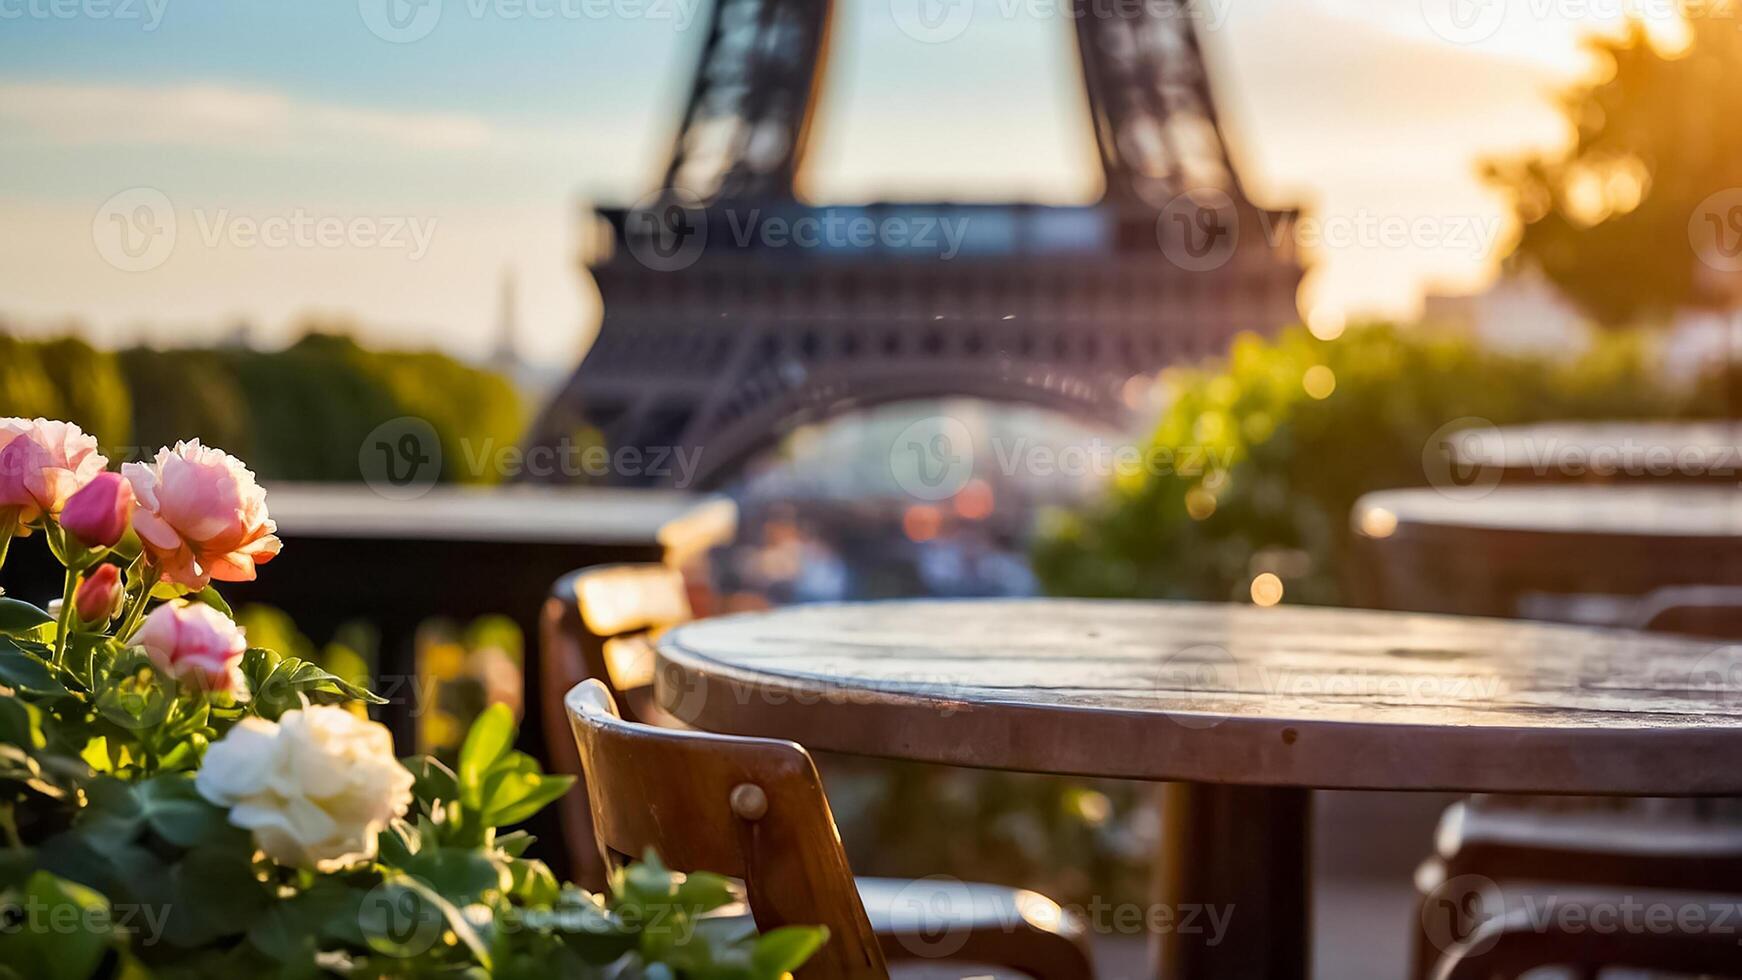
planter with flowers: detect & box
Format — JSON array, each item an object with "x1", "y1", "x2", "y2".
[{"x1": 0, "y1": 418, "x2": 824, "y2": 979}]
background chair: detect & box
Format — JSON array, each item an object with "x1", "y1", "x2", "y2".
[
  {"x1": 565, "y1": 679, "x2": 1096, "y2": 980},
  {"x1": 1428, "y1": 888, "x2": 1742, "y2": 979},
  {"x1": 540, "y1": 562, "x2": 695, "y2": 888}
]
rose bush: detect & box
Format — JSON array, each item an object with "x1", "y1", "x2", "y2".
[{"x1": 0, "y1": 421, "x2": 824, "y2": 979}]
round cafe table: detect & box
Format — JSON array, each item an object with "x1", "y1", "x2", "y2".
[
  {"x1": 1351, "y1": 484, "x2": 1742, "y2": 620},
  {"x1": 653, "y1": 599, "x2": 1742, "y2": 980}
]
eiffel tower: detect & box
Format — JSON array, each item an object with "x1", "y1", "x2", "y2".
[{"x1": 527, "y1": 0, "x2": 1301, "y2": 489}]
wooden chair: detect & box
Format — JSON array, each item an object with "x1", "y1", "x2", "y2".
[
  {"x1": 564, "y1": 679, "x2": 1096, "y2": 980},
  {"x1": 1410, "y1": 796, "x2": 1742, "y2": 977},
  {"x1": 539, "y1": 563, "x2": 696, "y2": 888},
  {"x1": 1428, "y1": 888, "x2": 1742, "y2": 979}
]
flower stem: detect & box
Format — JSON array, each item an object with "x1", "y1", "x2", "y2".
[
  {"x1": 51, "y1": 566, "x2": 78, "y2": 666},
  {"x1": 115, "y1": 560, "x2": 161, "y2": 643},
  {"x1": 0, "y1": 514, "x2": 14, "y2": 580}
]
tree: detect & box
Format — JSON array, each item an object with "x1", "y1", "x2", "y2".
[{"x1": 1488, "y1": 12, "x2": 1742, "y2": 326}]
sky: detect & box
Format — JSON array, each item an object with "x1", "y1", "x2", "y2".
[{"x1": 0, "y1": 0, "x2": 1683, "y2": 363}]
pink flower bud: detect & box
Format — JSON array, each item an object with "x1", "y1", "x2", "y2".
[
  {"x1": 60, "y1": 472, "x2": 135, "y2": 549},
  {"x1": 134, "y1": 601, "x2": 248, "y2": 694},
  {"x1": 73, "y1": 563, "x2": 124, "y2": 625},
  {"x1": 0, "y1": 418, "x2": 108, "y2": 526}
]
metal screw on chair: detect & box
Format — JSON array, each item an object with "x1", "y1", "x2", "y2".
[{"x1": 730, "y1": 783, "x2": 768, "y2": 821}]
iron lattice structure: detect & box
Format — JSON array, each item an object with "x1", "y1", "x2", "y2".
[{"x1": 528, "y1": 0, "x2": 1302, "y2": 489}]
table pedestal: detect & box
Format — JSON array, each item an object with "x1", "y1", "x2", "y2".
[{"x1": 1151, "y1": 783, "x2": 1311, "y2": 980}]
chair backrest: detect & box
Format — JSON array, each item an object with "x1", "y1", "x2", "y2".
[
  {"x1": 539, "y1": 563, "x2": 695, "y2": 888},
  {"x1": 564, "y1": 680, "x2": 889, "y2": 980}
]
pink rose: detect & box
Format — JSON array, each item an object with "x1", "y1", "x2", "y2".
[
  {"x1": 0, "y1": 418, "x2": 108, "y2": 527},
  {"x1": 73, "y1": 563, "x2": 124, "y2": 624},
  {"x1": 134, "y1": 601, "x2": 248, "y2": 693},
  {"x1": 61, "y1": 471, "x2": 136, "y2": 549},
  {"x1": 123, "y1": 441, "x2": 281, "y2": 590}
]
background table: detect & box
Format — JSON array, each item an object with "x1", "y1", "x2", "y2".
[
  {"x1": 655, "y1": 599, "x2": 1742, "y2": 979},
  {"x1": 1351, "y1": 484, "x2": 1742, "y2": 621}
]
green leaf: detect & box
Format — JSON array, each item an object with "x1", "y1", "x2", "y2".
[
  {"x1": 671, "y1": 871, "x2": 738, "y2": 918},
  {"x1": 0, "y1": 597, "x2": 53, "y2": 636},
  {"x1": 246, "y1": 651, "x2": 386, "y2": 719},
  {"x1": 391, "y1": 873, "x2": 493, "y2": 970},
  {"x1": 480, "y1": 753, "x2": 575, "y2": 828},
  {"x1": 163, "y1": 842, "x2": 270, "y2": 947},
  {"x1": 136, "y1": 775, "x2": 233, "y2": 848},
  {"x1": 494, "y1": 829, "x2": 535, "y2": 858},
  {"x1": 750, "y1": 926, "x2": 829, "y2": 975},
  {"x1": 63, "y1": 634, "x2": 124, "y2": 691},
  {"x1": 0, "y1": 696, "x2": 45, "y2": 749},
  {"x1": 0, "y1": 636, "x2": 69, "y2": 698},
  {"x1": 189, "y1": 585, "x2": 233, "y2": 619},
  {"x1": 403, "y1": 846, "x2": 508, "y2": 906},
  {"x1": 149, "y1": 580, "x2": 192, "y2": 601},
  {"x1": 457, "y1": 703, "x2": 515, "y2": 806},
  {"x1": 403, "y1": 755, "x2": 459, "y2": 808},
  {"x1": 249, "y1": 882, "x2": 355, "y2": 965},
  {"x1": 505, "y1": 857, "x2": 561, "y2": 907},
  {"x1": 0, "y1": 871, "x2": 116, "y2": 980}
]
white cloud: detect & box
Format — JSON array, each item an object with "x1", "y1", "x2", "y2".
[{"x1": 0, "y1": 81, "x2": 581, "y2": 155}]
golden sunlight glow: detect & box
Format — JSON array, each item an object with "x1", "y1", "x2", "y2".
[
  {"x1": 1302, "y1": 365, "x2": 1337, "y2": 400},
  {"x1": 1358, "y1": 506, "x2": 1399, "y2": 539},
  {"x1": 1185, "y1": 487, "x2": 1218, "y2": 521},
  {"x1": 1250, "y1": 572, "x2": 1285, "y2": 607}
]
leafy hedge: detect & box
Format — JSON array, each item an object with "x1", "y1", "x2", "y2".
[
  {"x1": 2, "y1": 333, "x2": 522, "y2": 484},
  {"x1": 1033, "y1": 323, "x2": 1699, "y2": 605}
]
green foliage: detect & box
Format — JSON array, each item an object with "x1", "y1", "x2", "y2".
[
  {"x1": 118, "y1": 332, "x2": 525, "y2": 482},
  {"x1": 0, "y1": 336, "x2": 132, "y2": 455},
  {"x1": 117, "y1": 348, "x2": 253, "y2": 465},
  {"x1": 7, "y1": 328, "x2": 524, "y2": 482},
  {"x1": 1488, "y1": 13, "x2": 1742, "y2": 324},
  {"x1": 1034, "y1": 323, "x2": 1693, "y2": 605},
  {"x1": 0, "y1": 509, "x2": 823, "y2": 978}
]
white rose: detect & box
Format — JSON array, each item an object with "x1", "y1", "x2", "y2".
[{"x1": 196, "y1": 704, "x2": 415, "y2": 870}]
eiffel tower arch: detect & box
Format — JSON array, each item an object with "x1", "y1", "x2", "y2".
[{"x1": 527, "y1": 0, "x2": 1302, "y2": 489}]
